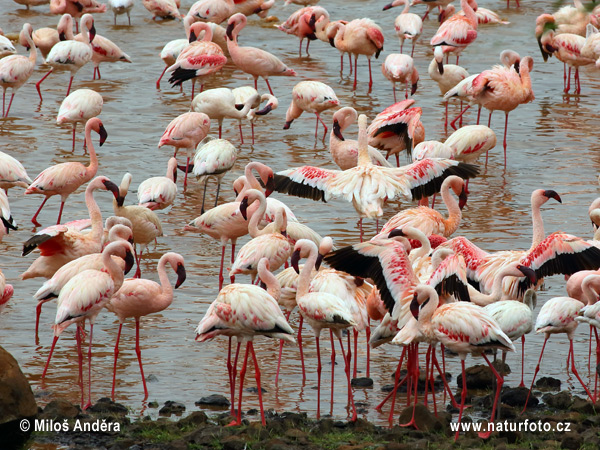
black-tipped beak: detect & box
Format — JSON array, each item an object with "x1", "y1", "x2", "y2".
[
  {"x1": 124, "y1": 250, "x2": 135, "y2": 274},
  {"x1": 543, "y1": 189, "x2": 562, "y2": 203},
  {"x1": 315, "y1": 252, "x2": 324, "y2": 270},
  {"x1": 375, "y1": 47, "x2": 382, "y2": 59},
  {"x1": 255, "y1": 104, "x2": 273, "y2": 116},
  {"x1": 411, "y1": 82, "x2": 418, "y2": 96},
  {"x1": 382, "y1": 3, "x2": 393, "y2": 10},
  {"x1": 175, "y1": 263, "x2": 187, "y2": 288},
  {"x1": 234, "y1": 103, "x2": 244, "y2": 111},
  {"x1": 264, "y1": 175, "x2": 274, "y2": 197},
  {"x1": 281, "y1": 229, "x2": 288, "y2": 238},
  {"x1": 98, "y1": 124, "x2": 108, "y2": 146},
  {"x1": 309, "y1": 14, "x2": 317, "y2": 29},
  {"x1": 537, "y1": 37, "x2": 549, "y2": 62},
  {"x1": 89, "y1": 24, "x2": 96, "y2": 43},
  {"x1": 514, "y1": 61, "x2": 520, "y2": 74},
  {"x1": 458, "y1": 187, "x2": 468, "y2": 210},
  {"x1": 103, "y1": 179, "x2": 120, "y2": 198},
  {"x1": 233, "y1": 188, "x2": 238, "y2": 197},
  {"x1": 189, "y1": 30, "x2": 197, "y2": 43},
  {"x1": 437, "y1": 60, "x2": 444, "y2": 75},
  {"x1": 226, "y1": 22, "x2": 234, "y2": 40},
  {"x1": 283, "y1": 120, "x2": 293, "y2": 130},
  {"x1": 333, "y1": 120, "x2": 344, "y2": 140},
  {"x1": 517, "y1": 265, "x2": 537, "y2": 285},
  {"x1": 291, "y1": 249, "x2": 301, "y2": 274},
  {"x1": 177, "y1": 164, "x2": 194, "y2": 174},
  {"x1": 59, "y1": 31, "x2": 66, "y2": 41},
  {"x1": 388, "y1": 228, "x2": 405, "y2": 239},
  {"x1": 2, "y1": 217, "x2": 16, "y2": 232},
  {"x1": 116, "y1": 195, "x2": 125, "y2": 207},
  {"x1": 240, "y1": 197, "x2": 249, "y2": 220},
  {"x1": 329, "y1": 37, "x2": 335, "y2": 47},
  {"x1": 410, "y1": 293, "x2": 420, "y2": 319}
]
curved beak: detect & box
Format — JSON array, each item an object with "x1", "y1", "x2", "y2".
[
  {"x1": 333, "y1": 120, "x2": 344, "y2": 140},
  {"x1": 382, "y1": 3, "x2": 393, "y2": 10},
  {"x1": 89, "y1": 24, "x2": 96, "y2": 43},
  {"x1": 189, "y1": 30, "x2": 197, "y2": 43},
  {"x1": 375, "y1": 47, "x2": 382, "y2": 59},
  {"x1": 234, "y1": 103, "x2": 245, "y2": 111},
  {"x1": 329, "y1": 37, "x2": 335, "y2": 47},
  {"x1": 59, "y1": 31, "x2": 66, "y2": 41},
  {"x1": 517, "y1": 265, "x2": 537, "y2": 285},
  {"x1": 315, "y1": 253, "x2": 324, "y2": 270},
  {"x1": 103, "y1": 179, "x2": 120, "y2": 199},
  {"x1": 177, "y1": 163, "x2": 194, "y2": 174},
  {"x1": 281, "y1": 229, "x2": 288, "y2": 238},
  {"x1": 226, "y1": 22, "x2": 235, "y2": 41},
  {"x1": 240, "y1": 197, "x2": 249, "y2": 220},
  {"x1": 264, "y1": 175, "x2": 275, "y2": 197},
  {"x1": 124, "y1": 250, "x2": 135, "y2": 275},
  {"x1": 175, "y1": 263, "x2": 187, "y2": 288},
  {"x1": 98, "y1": 124, "x2": 108, "y2": 146},
  {"x1": 283, "y1": 119, "x2": 293, "y2": 130},
  {"x1": 411, "y1": 82, "x2": 418, "y2": 96},
  {"x1": 255, "y1": 104, "x2": 273, "y2": 116},
  {"x1": 388, "y1": 228, "x2": 405, "y2": 239},
  {"x1": 291, "y1": 249, "x2": 301, "y2": 274},
  {"x1": 437, "y1": 60, "x2": 444, "y2": 75},
  {"x1": 458, "y1": 187, "x2": 468, "y2": 210},
  {"x1": 544, "y1": 189, "x2": 562, "y2": 203},
  {"x1": 410, "y1": 292, "x2": 420, "y2": 319}
]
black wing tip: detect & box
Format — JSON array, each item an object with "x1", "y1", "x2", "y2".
[
  {"x1": 274, "y1": 174, "x2": 326, "y2": 202},
  {"x1": 168, "y1": 68, "x2": 197, "y2": 86}
]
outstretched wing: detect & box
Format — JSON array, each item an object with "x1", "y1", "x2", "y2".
[{"x1": 273, "y1": 166, "x2": 339, "y2": 202}]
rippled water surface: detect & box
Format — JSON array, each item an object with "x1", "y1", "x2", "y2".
[{"x1": 2, "y1": 0, "x2": 600, "y2": 432}]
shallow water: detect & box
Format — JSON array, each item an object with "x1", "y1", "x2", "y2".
[{"x1": 1, "y1": 0, "x2": 600, "y2": 430}]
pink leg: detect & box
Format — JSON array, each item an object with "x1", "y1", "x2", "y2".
[
  {"x1": 184, "y1": 156, "x2": 190, "y2": 189},
  {"x1": 249, "y1": 342, "x2": 266, "y2": 425},
  {"x1": 566, "y1": 66, "x2": 571, "y2": 93},
  {"x1": 594, "y1": 327, "x2": 600, "y2": 401},
  {"x1": 432, "y1": 351, "x2": 460, "y2": 408},
  {"x1": 338, "y1": 335, "x2": 357, "y2": 421},
  {"x1": 366, "y1": 322, "x2": 371, "y2": 378},
  {"x1": 523, "y1": 335, "x2": 548, "y2": 413},
  {"x1": 72, "y1": 124, "x2": 77, "y2": 151},
  {"x1": 503, "y1": 112, "x2": 509, "y2": 166},
  {"x1": 568, "y1": 338, "x2": 595, "y2": 403},
  {"x1": 353, "y1": 55, "x2": 358, "y2": 90},
  {"x1": 316, "y1": 112, "x2": 328, "y2": 140},
  {"x1": 238, "y1": 124, "x2": 244, "y2": 145},
  {"x1": 42, "y1": 335, "x2": 59, "y2": 379},
  {"x1": 429, "y1": 346, "x2": 438, "y2": 417},
  {"x1": 76, "y1": 326, "x2": 84, "y2": 406},
  {"x1": 36, "y1": 69, "x2": 53, "y2": 101},
  {"x1": 454, "y1": 359, "x2": 467, "y2": 441},
  {"x1": 330, "y1": 330, "x2": 336, "y2": 416},
  {"x1": 314, "y1": 115, "x2": 319, "y2": 139},
  {"x1": 405, "y1": 81, "x2": 409, "y2": 100},
  {"x1": 348, "y1": 53, "x2": 353, "y2": 75},
  {"x1": 254, "y1": 78, "x2": 258, "y2": 90},
  {"x1": 265, "y1": 79, "x2": 274, "y2": 96},
  {"x1": 219, "y1": 245, "x2": 226, "y2": 291},
  {"x1": 5, "y1": 93, "x2": 15, "y2": 117},
  {"x1": 275, "y1": 310, "x2": 292, "y2": 385},
  {"x1": 431, "y1": 193, "x2": 437, "y2": 209},
  {"x1": 423, "y1": 345, "x2": 432, "y2": 407},
  {"x1": 156, "y1": 66, "x2": 168, "y2": 89},
  {"x1": 478, "y1": 353, "x2": 504, "y2": 438},
  {"x1": 400, "y1": 343, "x2": 421, "y2": 429},
  {"x1": 31, "y1": 196, "x2": 49, "y2": 227},
  {"x1": 111, "y1": 323, "x2": 123, "y2": 400},
  {"x1": 84, "y1": 324, "x2": 94, "y2": 410},
  {"x1": 66, "y1": 76, "x2": 74, "y2": 97},
  {"x1": 251, "y1": 123, "x2": 255, "y2": 145},
  {"x1": 393, "y1": 85, "x2": 397, "y2": 103},
  {"x1": 35, "y1": 300, "x2": 50, "y2": 345},
  {"x1": 218, "y1": 125, "x2": 222, "y2": 139},
  {"x1": 450, "y1": 104, "x2": 470, "y2": 130},
  {"x1": 316, "y1": 335, "x2": 322, "y2": 419},
  {"x1": 353, "y1": 328, "x2": 358, "y2": 379},
  {"x1": 378, "y1": 346, "x2": 406, "y2": 412},
  {"x1": 230, "y1": 342, "x2": 241, "y2": 417},
  {"x1": 226, "y1": 338, "x2": 233, "y2": 414},
  {"x1": 519, "y1": 335, "x2": 526, "y2": 387},
  {"x1": 191, "y1": 81, "x2": 195, "y2": 99},
  {"x1": 297, "y1": 315, "x2": 306, "y2": 382},
  {"x1": 589, "y1": 326, "x2": 593, "y2": 375},
  {"x1": 135, "y1": 318, "x2": 149, "y2": 400},
  {"x1": 97, "y1": 67, "x2": 101, "y2": 80},
  {"x1": 56, "y1": 201, "x2": 65, "y2": 225},
  {"x1": 368, "y1": 58, "x2": 373, "y2": 92},
  {"x1": 477, "y1": 105, "x2": 482, "y2": 125},
  {"x1": 235, "y1": 342, "x2": 250, "y2": 425}
]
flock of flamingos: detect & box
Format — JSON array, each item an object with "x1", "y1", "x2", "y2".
[{"x1": 2, "y1": 0, "x2": 600, "y2": 441}]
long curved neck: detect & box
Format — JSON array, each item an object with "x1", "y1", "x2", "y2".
[
  {"x1": 462, "y1": 0, "x2": 477, "y2": 26},
  {"x1": 442, "y1": 182, "x2": 462, "y2": 235},
  {"x1": 286, "y1": 102, "x2": 303, "y2": 123},
  {"x1": 26, "y1": 33, "x2": 37, "y2": 64},
  {"x1": 248, "y1": 196, "x2": 267, "y2": 237},
  {"x1": 103, "y1": 248, "x2": 124, "y2": 284},
  {"x1": 530, "y1": 197, "x2": 545, "y2": 249},
  {"x1": 470, "y1": 265, "x2": 513, "y2": 305},
  {"x1": 85, "y1": 124, "x2": 99, "y2": 176},
  {"x1": 519, "y1": 60, "x2": 533, "y2": 92},
  {"x1": 85, "y1": 186, "x2": 103, "y2": 242},
  {"x1": 297, "y1": 248, "x2": 318, "y2": 299},
  {"x1": 401, "y1": 0, "x2": 409, "y2": 14},
  {"x1": 157, "y1": 257, "x2": 174, "y2": 300},
  {"x1": 245, "y1": 164, "x2": 262, "y2": 190},
  {"x1": 357, "y1": 116, "x2": 371, "y2": 166},
  {"x1": 417, "y1": 286, "x2": 440, "y2": 324},
  {"x1": 259, "y1": 264, "x2": 280, "y2": 300},
  {"x1": 65, "y1": 17, "x2": 75, "y2": 40}
]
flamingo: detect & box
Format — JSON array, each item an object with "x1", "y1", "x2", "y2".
[
  {"x1": 191, "y1": 138, "x2": 238, "y2": 214},
  {"x1": 232, "y1": 86, "x2": 278, "y2": 144},
  {"x1": 36, "y1": 14, "x2": 95, "y2": 101},
  {"x1": 523, "y1": 294, "x2": 595, "y2": 412},
  {"x1": 439, "y1": 3, "x2": 509, "y2": 26},
  {"x1": 292, "y1": 239, "x2": 357, "y2": 420},
  {"x1": 467, "y1": 55, "x2": 534, "y2": 165},
  {"x1": 156, "y1": 16, "x2": 194, "y2": 89},
  {"x1": 157, "y1": 111, "x2": 211, "y2": 188},
  {"x1": 0, "y1": 30, "x2": 16, "y2": 59},
  {"x1": 191, "y1": 88, "x2": 259, "y2": 144},
  {"x1": 22, "y1": 20, "x2": 58, "y2": 60},
  {"x1": 381, "y1": 53, "x2": 419, "y2": 102},
  {"x1": 107, "y1": 252, "x2": 187, "y2": 400},
  {"x1": 582, "y1": 24, "x2": 600, "y2": 69},
  {"x1": 277, "y1": 6, "x2": 328, "y2": 57},
  {"x1": 188, "y1": 0, "x2": 233, "y2": 24},
  {"x1": 271, "y1": 115, "x2": 478, "y2": 240},
  {"x1": 21, "y1": 176, "x2": 120, "y2": 280},
  {"x1": 108, "y1": 0, "x2": 134, "y2": 25},
  {"x1": 430, "y1": 0, "x2": 478, "y2": 65},
  {"x1": 233, "y1": 0, "x2": 275, "y2": 17},
  {"x1": 443, "y1": 124, "x2": 497, "y2": 168},
  {"x1": 184, "y1": 162, "x2": 275, "y2": 290},
  {"x1": 575, "y1": 273, "x2": 600, "y2": 397},
  {"x1": 226, "y1": 13, "x2": 297, "y2": 95},
  {"x1": 0, "y1": 23, "x2": 37, "y2": 118},
  {"x1": 384, "y1": 0, "x2": 423, "y2": 57},
  {"x1": 407, "y1": 0, "x2": 453, "y2": 21},
  {"x1": 366, "y1": 100, "x2": 425, "y2": 165},
  {"x1": 57, "y1": 89, "x2": 103, "y2": 152},
  {"x1": 0, "y1": 190, "x2": 17, "y2": 242},
  {"x1": 283, "y1": 81, "x2": 339, "y2": 140},
  {"x1": 229, "y1": 189, "x2": 292, "y2": 282},
  {"x1": 484, "y1": 288, "x2": 537, "y2": 387},
  {"x1": 409, "y1": 284, "x2": 514, "y2": 440},
  {"x1": 26, "y1": 118, "x2": 107, "y2": 226},
  {"x1": 101, "y1": 216, "x2": 133, "y2": 248},
  {"x1": 142, "y1": 0, "x2": 182, "y2": 20},
  {"x1": 113, "y1": 173, "x2": 163, "y2": 278},
  {"x1": 167, "y1": 22, "x2": 227, "y2": 99},
  {"x1": 32, "y1": 223, "x2": 134, "y2": 343},
  {"x1": 0, "y1": 269, "x2": 13, "y2": 313},
  {"x1": 195, "y1": 257, "x2": 295, "y2": 426},
  {"x1": 50, "y1": 0, "x2": 107, "y2": 27},
  {"x1": 41, "y1": 240, "x2": 133, "y2": 409},
  {"x1": 329, "y1": 107, "x2": 391, "y2": 170},
  {"x1": 137, "y1": 157, "x2": 178, "y2": 211}
]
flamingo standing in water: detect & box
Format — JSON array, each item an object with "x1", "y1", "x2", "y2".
[
  {"x1": 107, "y1": 252, "x2": 187, "y2": 400},
  {"x1": 108, "y1": 0, "x2": 135, "y2": 25},
  {"x1": 156, "y1": 16, "x2": 194, "y2": 89},
  {"x1": 384, "y1": 0, "x2": 422, "y2": 57},
  {"x1": 0, "y1": 29, "x2": 16, "y2": 58},
  {"x1": 26, "y1": 118, "x2": 107, "y2": 226},
  {"x1": 226, "y1": 13, "x2": 297, "y2": 95},
  {"x1": 57, "y1": 89, "x2": 103, "y2": 151},
  {"x1": 36, "y1": 14, "x2": 95, "y2": 101},
  {"x1": 381, "y1": 53, "x2": 419, "y2": 102},
  {"x1": 0, "y1": 23, "x2": 37, "y2": 118},
  {"x1": 142, "y1": 0, "x2": 182, "y2": 20},
  {"x1": 283, "y1": 81, "x2": 339, "y2": 140},
  {"x1": 195, "y1": 258, "x2": 295, "y2": 425},
  {"x1": 137, "y1": 157, "x2": 178, "y2": 211},
  {"x1": 404, "y1": 0, "x2": 453, "y2": 21},
  {"x1": 41, "y1": 240, "x2": 133, "y2": 409},
  {"x1": 158, "y1": 111, "x2": 211, "y2": 188},
  {"x1": 232, "y1": 86, "x2": 278, "y2": 144},
  {"x1": 277, "y1": 6, "x2": 328, "y2": 57},
  {"x1": 430, "y1": 0, "x2": 478, "y2": 65}
]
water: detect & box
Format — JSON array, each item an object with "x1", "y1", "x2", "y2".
[{"x1": 1, "y1": 0, "x2": 600, "y2": 431}]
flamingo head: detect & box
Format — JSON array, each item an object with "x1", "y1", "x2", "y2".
[
  {"x1": 332, "y1": 119, "x2": 344, "y2": 140},
  {"x1": 458, "y1": 187, "x2": 468, "y2": 210},
  {"x1": 291, "y1": 248, "x2": 301, "y2": 274},
  {"x1": 239, "y1": 195, "x2": 250, "y2": 220},
  {"x1": 264, "y1": 174, "x2": 275, "y2": 197},
  {"x1": 543, "y1": 189, "x2": 562, "y2": 203},
  {"x1": 124, "y1": 247, "x2": 135, "y2": 275},
  {"x1": 410, "y1": 291, "x2": 422, "y2": 319},
  {"x1": 387, "y1": 228, "x2": 406, "y2": 239},
  {"x1": 175, "y1": 261, "x2": 187, "y2": 289},
  {"x1": 516, "y1": 265, "x2": 537, "y2": 286}
]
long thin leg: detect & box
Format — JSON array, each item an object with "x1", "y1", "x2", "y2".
[
  {"x1": 238, "y1": 123, "x2": 244, "y2": 145},
  {"x1": 316, "y1": 335, "x2": 322, "y2": 419},
  {"x1": 183, "y1": 154, "x2": 190, "y2": 189},
  {"x1": 589, "y1": 326, "x2": 593, "y2": 376},
  {"x1": 423, "y1": 345, "x2": 432, "y2": 407},
  {"x1": 56, "y1": 200, "x2": 65, "y2": 225},
  {"x1": 348, "y1": 53, "x2": 353, "y2": 75},
  {"x1": 429, "y1": 346, "x2": 438, "y2": 417},
  {"x1": 226, "y1": 338, "x2": 234, "y2": 416},
  {"x1": 249, "y1": 342, "x2": 266, "y2": 425},
  {"x1": 297, "y1": 315, "x2": 306, "y2": 382},
  {"x1": 236, "y1": 342, "x2": 250, "y2": 425},
  {"x1": 454, "y1": 359, "x2": 467, "y2": 441},
  {"x1": 135, "y1": 318, "x2": 149, "y2": 400},
  {"x1": 316, "y1": 112, "x2": 328, "y2": 140},
  {"x1": 353, "y1": 328, "x2": 358, "y2": 379},
  {"x1": 366, "y1": 322, "x2": 371, "y2": 378},
  {"x1": 219, "y1": 245, "x2": 226, "y2": 291},
  {"x1": 523, "y1": 336, "x2": 549, "y2": 413},
  {"x1": 76, "y1": 326, "x2": 84, "y2": 407},
  {"x1": 5, "y1": 93, "x2": 15, "y2": 117},
  {"x1": 111, "y1": 323, "x2": 123, "y2": 400},
  {"x1": 66, "y1": 76, "x2": 74, "y2": 97},
  {"x1": 400, "y1": 344, "x2": 421, "y2": 429},
  {"x1": 31, "y1": 197, "x2": 49, "y2": 227},
  {"x1": 353, "y1": 55, "x2": 358, "y2": 90},
  {"x1": 214, "y1": 180, "x2": 221, "y2": 209},
  {"x1": 432, "y1": 351, "x2": 460, "y2": 408},
  {"x1": 330, "y1": 330, "x2": 336, "y2": 416},
  {"x1": 566, "y1": 66, "x2": 571, "y2": 93},
  {"x1": 568, "y1": 338, "x2": 595, "y2": 403},
  {"x1": 275, "y1": 310, "x2": 292, "y2": 385},
  {"x1": 520, "y1": 335, "x2": 526, "y2": 387},
  {"x1": 478, "y1": 353, "x2": 504, "y2": 438},
  {"x1": 378, "y1": 346, "x2": 406, "y2": 412},
  {"x1": 36, "y1": 69, "x2": 53, "y2": 101},
  {"x1": 338, "y1": 335, "x2": 357, "y2": 421},
  {"x1": 231, "y1": 341, "x2": 241, "y2": 418},
  {"x1": 503, "y1": 112, "x2": 509, "y2": 166},
  {"x1": 84, "y1": 324, "x2": 94, "y2": 410},
  {"x1": 450, "y1": 104, "x2": 470, "y2": 130},
  {"x1": 72, "y1": 123, "x2": 77, "y2": 151},
  {"x1": 156, "y1": 66, "x2": 168, "y2": 89},
  {"x1": 35, "y1": 300, "x2": 50, "y2": 345},
  {"x1": 368, "y1": 58, "x2": 373, "y2": 92},
  {"x1": 201, "y1": 177, "x2": 209, "y2": 215},
  {"x1": 265, "y1": 79, "x2": 274, "y2": 96},
  {"x1": 393, "y1": 84, "x2": 397, "y2": 103}
]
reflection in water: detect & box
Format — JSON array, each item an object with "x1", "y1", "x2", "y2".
[{"x1": 1, "y1": 0, "x2": 600, "y2": 430}]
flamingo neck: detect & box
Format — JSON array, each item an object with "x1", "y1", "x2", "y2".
[
  {"x1": 258, "y1": 263, "x2": 280, "y2": 300},
  {"x1": 402, "y1": 0, "x2": 410, "y2": 14},
  {"x1": 245, "y1": 163, "x2": 262, "y2": 191},
  {"x1": 530, "y1": 196, "x2": 545, "y2": 249},
  {"x1": 470, "y1": 266, "x2": 511, "y2": 306},
  {"x1": 248, "y1": 195, "x2": 267, "y2": 238},
  {"x1": 519, "y1": 60, "x2": 533, "y2": 92},
  {"x1": 442, "y1": 181, "x2": 462, "y2": 237},
  {"x1": 85, "y1": 123, "x2": 99, "y2": 176},
  {"x1": 357, "y1": 118, "x2": 371, "y2": 167},
  {"x1": 103, "y1": 247, "x2": 125, "y2": 285},
  {"x1": 157, "y1": 256, "x2": 174, "y2": 301},
  {"x1": 417, "y1": 285, "x2": 439, "y2": 323},
  {"x1": 285, "y1": 102, "x2": 303, "y2": 123},
  {"x1": 297, "y1": 247, "x2": 318, "y2": 299},
  {"x1": 85, "y1": 185, "x2": 103, "y2": 243},
  {"x1": 461, "y1": 0, "x2": 477, "y2": 26}
]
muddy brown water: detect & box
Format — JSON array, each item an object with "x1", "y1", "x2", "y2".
[{"x1": 1, "y1": 0, "x2": 600, "y2": 432}]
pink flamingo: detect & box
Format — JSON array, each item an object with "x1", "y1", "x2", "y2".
[
  {"x1": 439, "y1": 3, "x2": 510, "y2": 26},
  {"x1": 19, "y1": 22, "x2": 60, "y2": 59},
  {"x1": 226, "y1": 13, "x2": 297, "y2": 95},
  {"x1": 108, "y1": 0, "x2": 135, "y2": 25},
  {"x1": 384, "y1": 0, "x2": 422, "y2": 57},
  {"x1": 233, "y1": 86, "x2": 278, "y2": 144},
  {"x1": 293, "y1": 239, "x2": 357, "y2": 421},
  {"x1": 137, "y1": 157, "x2": 178, "y2": 210},
  {"x1": 0, "y1": 23, "x2": 37, "y2": 118},
  {"x1": 233, "y1": 0, "x2": 275, "y2": 17},
  {"x1": 142, "y1": 0, "x2": 182, "y2": 20},
  {"x1": 467, "y1": 55, "x2": 534, "y2": 165},
  {"x1": 407, "y1": 0, "x2": 453, "y2": 20},
  {"x1": 36, "y1": 14, "x2": 95, "y2": 101},
  {"x1": 195, "y1": 257, "x2": 295, "y2": 425},
  {"x1": 21, "y1": 175, "x2": 120, "y2": 280},
  {"x1": 158, "y1": 111, "x2": 211, "y2": 188},
  {"x1": 57, "y1": 89, "x2": 103, "y2": 151},
  {"x1": 26, "y1": 118, "x2": 107, "y2": 227},
  {"x1": 381, "y1": 53, "x2": 419, "y2": 102},
  {"x1": 41, "y1": 240, "x2": 133, "y2": 409},
  {"x1": 283, "y1": 81, "x2": 339, "y2": 140},
  {"x1": 50, "y1": 0, "x2": 107, "y2": 29},
  {"x1": 278, "y1": 6, "x2": 327, "y2": 56},
  {"x1": 329, "y1": 107, "x2": 390, "y2": 170},
  {"x1": 188, "y1": 0, "x2": 234, "y2": 23},
  {"x1": 430, "y1": 0, "x2": 478, "y2": 65},
  {"x1": 523, "y1": 295, "x2": 595, "y2": 412},
  {"x1": 12, "y1": 0, "x2": 50, "y2": 10},
  {"x1": 575, "y1": 273, "x2": 600, "y2": 398},
  {"x1": 108, "y1": 252, "x2": 186, "y2": 400},
  {"x1": 156, "y1": 16, "x2": 194, "y2": 89},
  {"x1": 167, "y1": 22, "x2": 227, "y2": 99}
]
